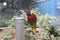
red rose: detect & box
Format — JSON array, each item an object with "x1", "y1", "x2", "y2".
[
  {"x1": 27, "y1": 14, "x2": 37, "y2": 26},
  {"x1": 28, "y1": 14, "x2": 37, "y2": 21}
]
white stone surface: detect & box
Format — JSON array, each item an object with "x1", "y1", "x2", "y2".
[{"x1": 15, "y1": 17, "x2": 24, "y2": 40}]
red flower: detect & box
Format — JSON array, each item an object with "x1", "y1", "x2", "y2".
[
  {"x1": 27, "y1": 14, "x2": 37, "y2": 26},
  {"x1": 28, "y1": 14, "x2": 37, "y2": 21}
]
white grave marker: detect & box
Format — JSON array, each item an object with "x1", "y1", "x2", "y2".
[{"x1": 15, "y1": 17, "x2": 24, "y2": 40}]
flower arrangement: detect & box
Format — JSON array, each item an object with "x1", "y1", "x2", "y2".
[
  {"x1": 26, "y1": 10, "x2": 37, "y2": 26},
  {"x1": 20, "y1": 8, "x2": 60, "y2": 40},
  {"x1": 23, "y1": 10, "x2": 37, "y2": 32}
]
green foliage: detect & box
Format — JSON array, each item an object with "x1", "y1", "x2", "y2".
[
  {"x1": 24, "y1": 21, "x2": 28, "y2": 25},
  {"x1": 0, "y1": 17, "x2": 8, "y2": 27},
  {"x1": 39, "y1": 26, "x2": 59, "y2": 40},
  {"x1": 48, "y1": 26, "x2": 59, "y2": 37},
  {"x1": 8, "y1": 16, "x2": 18, "y2": 27},
  {"x1": 25, "y1": 28, "x2": 35, "y2": 40},
  {"x1": 25, "y1": 28, "x2": 32, "y2": 35},
  {"x1": 3, "y1": 38, "x2": 10, "y2": 40},
  {"x1": 28, "y1": 21, "x2": 36, "y2": 26},
  {"x1": 1, "y1": 20, "x2": 8, "y2": 27},
  {"x1": 38, "y1": 14, "x2": 56, "y2": 27},
  {"x1": 4, "y1": 30, "x2": 12, "y2": 36},
  {"x1": 3, "y1": 29, "x2": 13, "y2": 40}
]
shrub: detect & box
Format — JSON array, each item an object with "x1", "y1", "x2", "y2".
[
  {"x1": 0, "y1": 17, "x2": 8, "y2": 27},
  {"x1": 3, "y1": 29, "x2": 13, "y2": 40},
  {"x1": 8, "y1": 16, "x2": 18, "y2": 27}
]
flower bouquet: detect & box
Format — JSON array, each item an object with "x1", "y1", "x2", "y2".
[{"x1": 23, "y1": 10, "x2": 37, "y2": 32}]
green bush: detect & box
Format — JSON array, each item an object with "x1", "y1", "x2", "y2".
[
  {"x1": 0, "y1": 17, "x2": 9, "y2": 27},
  {"x1": 8, "y1": 16, "x2": 18, "y2": 27},
  {"x1": 1, "y1": 20, "x2": 8, "y2": 27},
  {"x1": 25, "y1": 28, "x2": 35, "y2": 40},
  {"x1": 3, "y1": 29, "x2": 13, "y2": 40}
]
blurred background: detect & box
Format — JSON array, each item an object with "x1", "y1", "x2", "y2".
[{"x1": 0, "y1": 0, "x2": 60, "y2": 27}]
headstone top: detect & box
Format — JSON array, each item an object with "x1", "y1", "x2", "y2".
[{"x1": 15, "y1": 17, "x2": 24, "y2": 20}]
